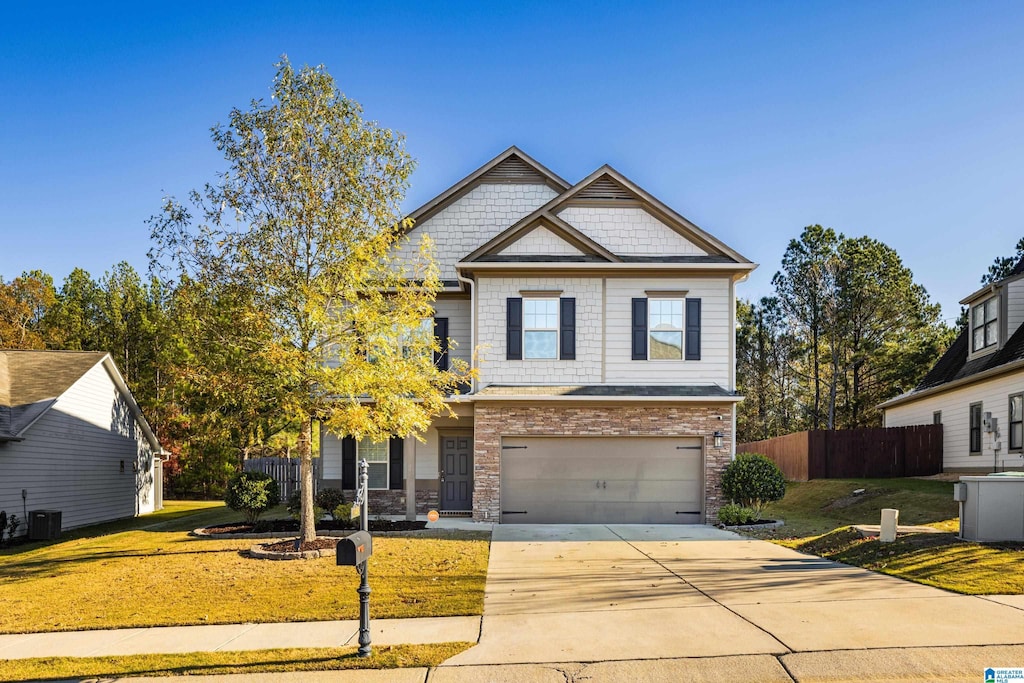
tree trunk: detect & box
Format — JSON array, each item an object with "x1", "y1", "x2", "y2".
[{"x1": 298, "y1": 416, "x2": 316, "y2": 544}]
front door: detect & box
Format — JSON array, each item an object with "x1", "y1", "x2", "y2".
[{"x1": 440, "y1": 433, "x2": 473, "y2": 511}]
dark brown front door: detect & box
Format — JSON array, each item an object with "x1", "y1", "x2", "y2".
[{"x1": 440, "y1": 434, "x2": 473, "y2": 511}]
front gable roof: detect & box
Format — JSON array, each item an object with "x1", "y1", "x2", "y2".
[
  {"x1": 405, "y1": 146, "x2": 570, "y2": 227},
  {"x1": 461, "y1": 164, "x2": 753, "y2": 266}
]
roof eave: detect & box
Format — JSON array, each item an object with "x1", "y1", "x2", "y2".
[{"x1": 879, "y1": 357, "x2": 1024, "y2": 410}]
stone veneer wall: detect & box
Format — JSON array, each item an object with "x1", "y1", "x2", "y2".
[
  {"x1": 339, "y1": 488, "x2": 439, "y2": 516},
  {"x1": 472, "y1": 403, "x2": 733, "y2": 523}
]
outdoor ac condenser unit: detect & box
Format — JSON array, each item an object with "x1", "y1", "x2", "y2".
[{"x1": 28, "y1": 510, "x2": 62, "y2": 540}]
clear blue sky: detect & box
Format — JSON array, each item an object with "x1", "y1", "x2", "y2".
[{"x1": 3, "y1": 1, "x2": 1023, "y2": 322}]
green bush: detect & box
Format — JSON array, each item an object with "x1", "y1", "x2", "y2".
[
  {"x1": 224, "y1": 471, "x2": 281, "y2": 525},
  {"x1": 315, "y1": 489, "x2": 347, "y2": 519},
  {"x1": 717, "y1": 503, "x2": 758, "y2": 526},
  {"x1": 286, "y1": 489, "x2": 324, "y2": 522},
  {"x1": 720, "y1": 453, "x2": 785, "y2": 519},
  {"x1": 333, "y1": 503, "x2": 355, "y2": 526}
]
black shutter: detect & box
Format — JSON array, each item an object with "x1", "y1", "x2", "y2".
[
  {"x1": 389, "y1": 437, "x2": 404, "y2": 490},
  {"x1": 685, "y1": 298, "x2": 702, "y2": 361},
  {"x1": 631, "y1": 298, "x2": 648, "y2": 360},
  {"x1": 342, "y1": 436, "x2": 356, "y2": 489},
  {"x1": 433, "y1": 317, "x2": 449, "y2": 370},
  {"x1": 507, "y1": 297, "x2": 523, "y2": 360},
  {"x1": 559, "y1": 297, "x2": 576, "y2": 360}
]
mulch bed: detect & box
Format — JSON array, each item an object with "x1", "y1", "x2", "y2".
[
  {"x1": 261, "y1": 537, "x2": 340, "y2": 553},
  {"x1": 204, "y1": 518, "x2": 428, "y2": 534}
]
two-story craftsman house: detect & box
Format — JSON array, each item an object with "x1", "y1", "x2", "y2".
[{"x1": 319, "y1": 147, "x2": 756, "y2": 523}]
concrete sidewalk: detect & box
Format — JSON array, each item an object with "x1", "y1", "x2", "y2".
[{"x1": 0, "y1": 616, "x2": 480, "y2": 660}]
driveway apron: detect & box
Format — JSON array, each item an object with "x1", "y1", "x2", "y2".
[{"x1": 444, "y1": 524, "x2": 1024, "y2": 666}]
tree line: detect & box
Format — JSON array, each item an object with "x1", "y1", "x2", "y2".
[{"x1": 737, "y1": 227, "x2": 1022, "y2": 444}]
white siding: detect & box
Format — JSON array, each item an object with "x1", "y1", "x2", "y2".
[
  {"x1": 396, "y1": 183, "x2": 558, "y2": 280},
  {"x1": 605, "y1": 277, "x2": 732, "y2": 387},
  {"x1": 476, "y1": 275, "x2": 603, "y2": 385},
  {"x1": 321, "y1": 432, "x2": 342, "y2": 480},
  {"x1": 0, "y1": 363, "x2": 156, "y2": 535},
  {"x1": 884, "y1": 370, "x2": 1024, "y2": 471},
  {"x1": 497, "y1": 226, "x2": 584, "y2": 256},
  {"x1": 1007, "y1": 279, "x2": 1024, "y2": 338},
  {"x1": 556, "y1": 206, "x2": 707, "y2": 256},
  {"x1": 433, "y1": 297, "x2": 472, "y2": 366},
  {"x1": 474, "y1": 275, "x2": 732, "y2": 388}
]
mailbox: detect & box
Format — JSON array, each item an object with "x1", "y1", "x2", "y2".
[{"x1": 336, "y1": 531, "x2": 373, "y2": 566}]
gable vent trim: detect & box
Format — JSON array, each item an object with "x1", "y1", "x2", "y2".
[
  {"x1": 575, "y1": 176, "x2": 637, "y2": 200},
  {"x1": 481, "y1": 155, "x2": 549, "y2": 184}
]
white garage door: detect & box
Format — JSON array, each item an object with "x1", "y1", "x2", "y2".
[{"x1": 500, "y1": 436, "x2": 703, "y2": 524}]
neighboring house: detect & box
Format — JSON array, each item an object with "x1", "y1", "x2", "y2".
[
  {"x1": 0, "y1": 350, "x2": 163, "y2": 536},
  {"x1": 882, "y1": 260, "x2": 1024, "y2": 473},
  {"x1": 319, "y1": 147, "x2": 756, "y2": 523}
]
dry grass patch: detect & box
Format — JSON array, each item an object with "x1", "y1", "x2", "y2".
[
  {"x1": 0, "y1": 502, "x2": 490, "y2": 633},
  {"x1": 0, "y1": 642, "x2": 473, "y2": 681}
]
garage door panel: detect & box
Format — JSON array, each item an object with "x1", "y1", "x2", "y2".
[{"x1": 500, "y1": 436, "x2": 703, "y2": 524}]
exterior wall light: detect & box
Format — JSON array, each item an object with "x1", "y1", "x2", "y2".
[{"x1": 713, "y1": 431, "x2": 724, "y2": 449}]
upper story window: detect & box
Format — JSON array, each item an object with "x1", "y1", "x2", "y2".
[
  {"x1": 523, "y1": 298, "x2": 558, "y2": 359},
  {"x1": 971, "y1": 296, "x2": 998, "y2": 352},
  {"x1": 649, "y1": 299, "x2": 684, "y2": 360},
  {"x1": 357, "y1": 437, "x2": 389, "y2": 490}
]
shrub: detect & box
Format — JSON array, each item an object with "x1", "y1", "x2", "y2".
[
  {"x1": 720, "y1": 453, "x2": 785, "y2": 519},
  {"x1": 333, "y1": 503, "x2": 355, "y2": 527},
  {"x1": 315, "y1": 489, "x2": 347, "y2": 519},
  {"x1": 717, "y1": 503, "x2": 758, "y2": 526},
  {"x1": 0, "y1": 511, "x2": 6, "y2": 544},
  {"x1": 6, "y1": 514, "x2": 20, "y2": 541},
  {"x1": 224, "y1": 471, "x2": 281, "y2": 525},
  {"x1": 286, "y1": 489, "x2": 324, "y2": 522}
]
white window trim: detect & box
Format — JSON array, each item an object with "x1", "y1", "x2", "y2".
[
  {"x1": 1010, "y1": 393, "x2": 1023, "y2": 452},
  {"x1": 971, "y1": 296, "x2": 999, "y2": 353},
  {"x1": 523, "y1": 297, "x2": 559, "y2": 360},
  {"x1": 357, "y1": 438, "x2": 390, "y2": 490},
  {"x1": 648, "y1": 297, "x2": 685, "y2": 361}
]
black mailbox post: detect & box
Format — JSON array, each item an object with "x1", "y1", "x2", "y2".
[
  {"x1": 338, "y1": 458, "x2": 372, "y2": 657},
  {"x1": 336, "y1": 530, "x2": 373, "y2": 566}
]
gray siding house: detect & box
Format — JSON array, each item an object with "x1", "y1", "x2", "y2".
[
  {"x1": 0, "y1": 350, "x2": 163, "y2": 536},
  {"x1": 319, "y1": 147, "x2": 756, "y2": 524}
]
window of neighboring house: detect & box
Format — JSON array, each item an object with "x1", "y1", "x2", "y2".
[
  {"x1": 401, "y1": 318, "x2": 433, "y2": 359},
  {"x1": 523, "y1": 298, "x2": 558, "y2": 359},
  {"x1": 933, "y1": 411, "x2": 942, "y2": 425},
  {"x1": 970, "y1": 403, "x2": 983, "y2": 454},
  {"x1": 971, "y1": 296, "x2": 998, "y2": 352},
  {"x1": 1010, "y1": 394, "x2": 1023, "y2": 451},
  {"x1": 649, "y1": 298, "x2": 684, "y2": 360},
  {"x1": 357, "y1": 438, "x2": 389, "y2": 489}
]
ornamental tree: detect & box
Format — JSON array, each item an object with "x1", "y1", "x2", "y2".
[{"x1": 149, "y1": 57, "x2": 471, "y2": 543}]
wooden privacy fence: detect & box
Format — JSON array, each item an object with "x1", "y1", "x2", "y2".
[
  {"x1": 737, "y1": 425, "x2": 943, "y2": 481},
  {"x1": 243, "y1": 457, "x2": 322, "y2": 498}
]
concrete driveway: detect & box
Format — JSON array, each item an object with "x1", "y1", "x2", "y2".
[{"x1": 441, "y1": 524, "x2": 1024, "y2": 679}]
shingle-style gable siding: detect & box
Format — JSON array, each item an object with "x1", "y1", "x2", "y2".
[
  {"x1": 396, "y1": 184, "x2": 559, "y2": 280},
  {"x1": 496, "y1": 226, "x2": 584, "y2": 256},
  {"x1": 556, "y1": 206, "x2": 708, "y2": 256},
  {"x1": 0, "y1": 363, "x2": 155, "y2": 534}
]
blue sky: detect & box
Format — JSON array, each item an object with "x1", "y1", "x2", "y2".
[{"x1": 2, "y1": 2, "x2": 1023, "y2": 322}]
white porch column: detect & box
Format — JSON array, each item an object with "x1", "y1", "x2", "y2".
[{"x1": 405, "y1": 437, "x2": 417, "y2": 521}]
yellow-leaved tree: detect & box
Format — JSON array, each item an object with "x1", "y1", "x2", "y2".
[{"x1": 149, "y1": 58, "x2": 472, "y2": 543}]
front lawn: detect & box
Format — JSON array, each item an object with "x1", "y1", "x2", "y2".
[
  {"x1": 0, "y1": 502, "x2": 490, "y2": 633},
  {"x1": 749, "y1": 477, "x2": 958, "y2": 539},
  {"x1": 743, "y1": 478, "x2": 1024, "y2": 594},
  {"x1": 786, "y1": 526, "x2": 1024, "y2": 594},
  {"x1": 0, "y1": 643, "x2": 473, "y2": 682}
]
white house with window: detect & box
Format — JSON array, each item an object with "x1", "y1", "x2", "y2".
[
  {"x1": 881, "y1": 260, "x2": 1024, "y2": 472},
  {"x1": 319, "y1": 147, "x2": 755, "y2": 523}
]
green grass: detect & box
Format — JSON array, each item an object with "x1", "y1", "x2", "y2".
[
  {"x1": 746, "y1": 478, "x2": 1024, "y2": 594},
  {"x1": 787, "y1": 526, "x2": 1024, "y2": 594},
  {"x1": 0, "y1": 643, "x2": 473, "y2": 681},
  {"x1": 748, "y1": 477, "x2": 958, "y2": 539},
  {"x1": 0, "y1": 501, "x2": 490, "y2": 633}
]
